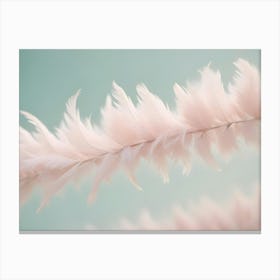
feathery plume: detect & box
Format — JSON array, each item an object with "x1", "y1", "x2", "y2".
[
  {"x1": 119, "y1": 186, "x2": 260, "y2": 231},
  {"x1": 20, "y1": 59, "x2": 260, "y2": 210}
]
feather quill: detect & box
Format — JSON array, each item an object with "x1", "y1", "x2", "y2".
[{"x1": 20, "y1": 59, "x2": 260, "y2": 209}]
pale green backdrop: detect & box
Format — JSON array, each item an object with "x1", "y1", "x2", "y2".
[{"x1": 19, "y1": 50, "x2": 260, "y2": 231}]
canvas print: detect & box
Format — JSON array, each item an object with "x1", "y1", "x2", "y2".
[{"x1": 19, "y1": 50, "x2": 260, "y2": 232}]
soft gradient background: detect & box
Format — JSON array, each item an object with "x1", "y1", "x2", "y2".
[{"x1": 19, "y1": 49, "x2": 260, "y2": 231}]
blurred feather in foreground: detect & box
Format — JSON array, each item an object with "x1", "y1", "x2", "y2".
[{"x1": 118, "y1": 186, "x2": 260, "y2": 231}]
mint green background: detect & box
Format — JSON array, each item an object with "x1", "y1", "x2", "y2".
[{"x1": 19, "y1": 50, "x2": 260, "y2": 231}]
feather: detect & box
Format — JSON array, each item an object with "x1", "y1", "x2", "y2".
[
  {"x1": 19, "y1": 59, "x2": 260, "y2": 209},
  {"x1": 118, "y1": 186, "x2": 260, "y2": 231}
]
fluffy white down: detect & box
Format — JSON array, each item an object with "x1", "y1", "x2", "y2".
[{"x1": 20, "y1": 59, "x2": 260, "y2": 210}]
